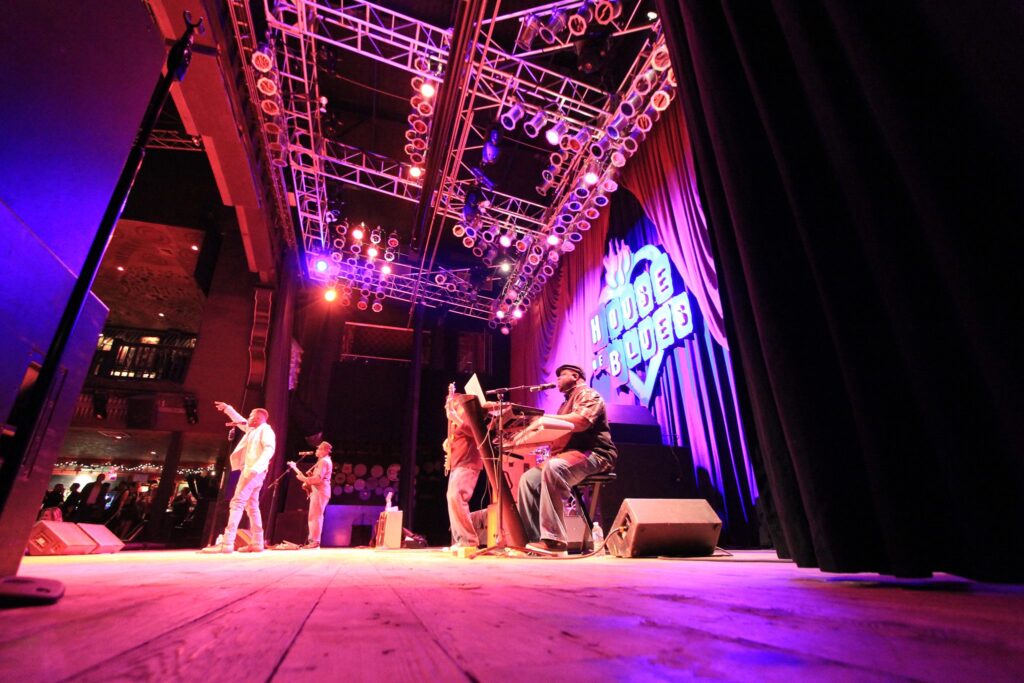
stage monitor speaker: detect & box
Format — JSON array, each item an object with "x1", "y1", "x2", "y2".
[
  {"x1": 374, "y1": 510, "x2": 403, "y2": 549},
  {"x1": 77, "y1": 523, "x2": 125, "y2": 554},
  {"x1": 26, "y1": 521, "x2": 97, "y2": 556},
  {"x1": 606, "y1": 499, "x2": 722, "y2": 558}
]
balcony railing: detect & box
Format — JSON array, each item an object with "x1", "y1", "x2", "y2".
[{"x1": 91, "y1": 340, "x2": 194, "y2": 383}]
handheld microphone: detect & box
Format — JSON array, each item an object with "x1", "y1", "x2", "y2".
[
  {"x1": 529, "y1": 382, "x2": 557, "y2": 392},
  {"x1": 227, "y1": 427, "x2": 236, "y2": 441},
  {"x1": 297, "y1": 450, "x2": 316, "y2": 457},
  {"x1": 225, "y1": 421, "x2": 248, "y2": 427}
]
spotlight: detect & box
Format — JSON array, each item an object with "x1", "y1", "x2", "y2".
[
  {"x1": 315, "y1": 258, "x2": 329, "y2": 273},
  {"x1": 420, "y1": 80, "x2": 437, "y2": 98},
  {"x1": 260, "y1": 98, "x2": 281, "y2": 116},
  {"x1": 539, "y1": 9, "x2": 568, "y2": 44},
  {"x1": 381, "y1": 264, "x2": 392, "y2": 275},
  {"x1": 516, "y1": 15, "x2": 542, "y2": 51},
  {"x1": 500, "y1": 262, "x2": 511, "y2": 273},
  {"x1": 367, "y1": 246, "x2": 379, "y2": 259},
  {"x1": 568, "y1": 1, "x2": 594, "y2": 36},
  {"x1": 583, "y1": 162, "x2": 601, "y2": 185},
  {"x1": 92, "y1": 392, "x2": 108, "y2": 420},
  {"x1": 652, "y1": 45, "x2": 672, "y2": 72},
  {"x1": 541, "y1": 165, "x2": 558, "y2": 183},
  {"x1": 515, "y1": 235, "x2": 532, "y2": 252},
  {"x1": 370, "y1": 227, "x2": 382, "y2": 244},
  {"x1": 535, "y1": 179, "x2": 555, "y2": 196},
  {"x1": 547, "y1": 234, "x2": 561, "y2": 246},
  {"x1": 633, "y1": 69, "x2": 657, "y2": 96},
  {"x1": 545, "y1": 120, "x2": 568, "y2": 146},
  {"x1": 251, "y1": 44, "x2": 274, "y2": 73},
  {"x1": 408, "y1": 114, "x2": 429, "y2": 134},
  {"x1": 351, "y1": 225, "x2": 365, "y2": 241},
  {"x1": 500, "y1": 100, "x2": 524, "y2": 130},
  {"x1": 371, "y1": 301, "x2": 384, "y2": 313},
  {"x1": 565, "y1": 127, "x2": 591, "y2": 153},
  {"x1": 499, "y1": 324, "x2": 511, "y2": 335},
  {"x1": 462, "y1": 236, "x2": 476, "y2": 248},
  {"x1": 619, "y1": 92, "x2": 644, "y2": 119},
  {"x1": 357, "y1": 296, "x2": 369, "y2": 311},
  {"x1": 256, "y1": 74, "x2": 279, "y2": 97},
  {"x1": 387, "y1": 231, "x2": 400, "y2": 248},
  {"x1": 409, "y1": 165, "x2": 424, "y2": 179},
  {"x1": 594, "y1": 0, "x2": 622, "y2": 26},
  {"x1": 453, "y1": 224, "x2": 467, "y2": 238},
  {"x1": 499, "y1": 230, "x2": 515, "y2": 248},
  {"x1": 606, "y1": 113, "x2": 626, "y2": 139},
  {"x1": 651, "y1": 83, "x2": 676, "y2": 112},
  {"x1": 523, "y1": 110, "x2": 547, "y2": 138},
  {"x1": 496, "y1": 309, "x2": 506, "y2": 320},
  {"x1": 590, "y1": 135, "x2": 612, "y2": 159},
  {"x1": 325, "y1": 288, "x2": 338, "y2": 302},
  {"x1": 482, "y1": 247, "x2": 498, "y2": 266},
  {"x1": 512, "y1": 308, "x2": 524, "y2": 319}
]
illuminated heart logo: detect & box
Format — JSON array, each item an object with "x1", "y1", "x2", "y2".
[{"x1": 592, "y1": 242, "x2": 692, "y2": 407}]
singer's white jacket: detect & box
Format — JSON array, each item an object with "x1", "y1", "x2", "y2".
[{"x1": 223, "y1": 405, "x2": 276, "y2": 476}]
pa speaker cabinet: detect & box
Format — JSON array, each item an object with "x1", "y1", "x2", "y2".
[
  {"x1": 77, "y1": 523, "x2": 125, "y2": 554},
  {"x1": 607, "y1": 499, "x2": 722, "y2": 558},
  {"x1": 374, "y1": 510, "x2": 403, "y2": 549},
  {"x1": 26, "y1": 521, "x2": 97, "y2": 556}
]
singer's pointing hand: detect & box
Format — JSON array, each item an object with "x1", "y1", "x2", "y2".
[{"x1": 214, "y1": 401, "x2": 228, "y2": 412}]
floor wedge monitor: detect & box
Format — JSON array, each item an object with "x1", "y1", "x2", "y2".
[{"x1": 606, "y1": 498, "x2": 722, "y2": 558}]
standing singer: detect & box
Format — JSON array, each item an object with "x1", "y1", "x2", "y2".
[{"x1": 202, "y1": 402, "x2": 276, "y2": 554}]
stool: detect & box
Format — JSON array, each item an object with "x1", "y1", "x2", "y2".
[{"x1": 570, "y1": 472, "x2": 616, "y2": 552}]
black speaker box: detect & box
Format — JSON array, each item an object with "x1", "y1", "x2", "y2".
[{"x1": 606, "y1": 498, "x2": 722, "y2": 558}]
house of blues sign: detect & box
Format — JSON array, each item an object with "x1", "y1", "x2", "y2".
[{"x1": 590, "y1": 241, "x2": 694, "y2": 406}]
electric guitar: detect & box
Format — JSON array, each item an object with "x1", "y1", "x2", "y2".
[
  {"x1": 287, "y1": 461, "x2": 314, "y2": 498},
  {"x1": 443, "y1": 382, "x2": 456, "y2": 475}
]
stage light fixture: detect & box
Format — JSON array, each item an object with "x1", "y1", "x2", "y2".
[
  {"x1": 387, "y1": 231, "x2": 400, "y2": 248},
  {"x1": 590, "y1": 135, "x2": 612, "y2": 159},
  {"x1": 256, "y1": 73, "x2": 279, "y2": 97},
  {"x1": 500, "y1": 262, "x2": 512, "y2": 273},
  {"x1": 523, "y1": 109, "x2": 547, "y2": 138},
  {"x1": 462, "y1": 236, "x2": 476, "y2": 248},
  {"x1": 500, "y1": 100, "x2": 524, "y2": 130},
  {"x1": 610, "y1": 149, "x2": 628, "y2": 168},
  {"x1": 568, "y1": 1, "x2": 594, "y2": 36},
  {"x1": 324, "y1": 288, "x2": 338, "y2": 302},
  {"x1": 516, "y1": 15, "x2": 542, "y2": 51},
  {"x1": 652, "y1": 45, "x2": 672, "y2": 72},
  {"x1": 371, "y1": 301, "x2": 384, "y2": 313},
  {"x1": 499, "y1": 230, "x2": 515, "y2": 248},
  {"x1": 381, "y1": 264, "x2": 392, "y2": 275},
  {"x1": 584, "y1": 206, "x2": 601, "y2": 220},
  {"x1": 408, "y1": 114, "x2": 429, "y2": 134},
  {"x1": 515, "y1": 235, "x2": 532, "y2": 252},
  {"x1": 601, "y1": 175, "x2": 619, "y2": 193},
  {"x1": 472, "y1": 246, "x2": 485, "y2": 258},
  {"x1": 547, "y1": 234, "x2": 561, "y2": 246},
  {"x1": 594, "y1": 0, "x2": 622, "y2": 25},
  {"x1": 370, "y1": 227, "x2": 382, "y2": 244},
  {"x1": 636, "y1": 109, "x2": 655, "y2": 133},
  {"x1": 565, "y1": 127, "x2": 591, "y2": 153},
  {"x1": 351, "y1": 225, "x2": 365, "y2": 241},
  {"x1": 633, "y1": 69, "x2": 657, "y2": 96},
  {"x1": 367, "y1": 246, "x2": 379, "y2": 259},
  {"x1": 651, "y1": 83, "x2": 676, "y2": 112},
  {"x1": 593, "y1": 192, "x2": 610, "y2": 207},
  {"x1": 315, "y1": 258, "x2": 329, "y2": 273},
  {"x1": 545, "y1": 120, "x2": 568, "y2": 146},
  {"x1": 539, "y1": 9, "x2": 568, "y2": 44},
  {"x1": 453, "y1": 224, "x2": 467, "y2": 238},
  {"x1": 357, "y1": 296, "x2": 369, "y2": 311},
  {"x1": 550, "y1": 150, "x2": 565, "y2": 167},
  {"x1": 583, "y1": 163, "x2": 601, "y2": 186},
  {"x1": 499, "y1": 324, "x2": 511, "y2": 335},
  {"x1": 260, "y1": 98, "x2": 281, "y2": 116},
  {"x1": 619, "y1": 92, "x2": 644, "y2": 118},
  {"x1": 606, "y1": 113, "x2": 626, "y2": 139},
  {"x1": 409, "y1": 165, "x2": 424, "y2": 179},
  {"x1": 251, "y1": 44, "x2": 274, "y2": 73},
  {"x1": 567, "y1": 199, "x2": 584, "y2": 213},
  {"x1": 535, "y1": 179, "x2": 555, "y2": 197},
  {"x1": 496, "y1": 309, "x2": 506, "y2": 320},
  {"x1": 482, "y1": 247, "x2": 498, "y2": 266},
  {"x1": 512, "y1": 308, "x2": 524, "y2": 320},
  {"x1": 568, "y1": 231, "x2": 584, "y2": 242}
]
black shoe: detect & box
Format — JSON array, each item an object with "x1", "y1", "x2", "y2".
[{"x1": 525, "y1": 539, "x2": 568, "y2": 557}]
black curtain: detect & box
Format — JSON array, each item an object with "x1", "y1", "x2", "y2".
[{"x1": 655, "y1": 0, "x2": 1024, "y2": 580}]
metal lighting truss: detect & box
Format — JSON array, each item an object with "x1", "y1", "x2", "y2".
[
  {"x1": 147, "y1": 129, "x2": 204, "y2": 151},
  {"x1": 229, "y1": 0, "x2": 663, "y2": 318},
  {"x1": 224, "y1": 0, "x2": 298, "y2": 249}
]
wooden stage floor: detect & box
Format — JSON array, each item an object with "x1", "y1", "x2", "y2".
[{"x1": 3, "y1": 548, "x2": 1022, "y2": 682}]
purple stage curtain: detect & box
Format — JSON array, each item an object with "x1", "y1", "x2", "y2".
[
  {"x1": 511, "y1": 102, "x2": 759, "y2": 542},
  {"x1": 656, "y1": 0, "x2": 1024, "y2": 580}
]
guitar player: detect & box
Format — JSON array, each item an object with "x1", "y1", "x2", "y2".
[{"x1": 288, "y1": 441, "x2": 333, "y2": 549}]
